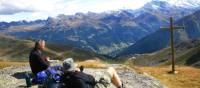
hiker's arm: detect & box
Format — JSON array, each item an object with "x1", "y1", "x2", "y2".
[
  {"x1": 37, "y1": 55, "x2": 50, "y2": 68},
  {"x1": 44, "y1": 57, "x2": 59, "y2": 63}
]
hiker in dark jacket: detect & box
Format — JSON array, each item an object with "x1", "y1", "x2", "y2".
[
  {"x1": 61, "y1": 58, "x2": 123, "y2": 88},
  {"x1": 29, "y1": 40, "x2": 50, "y2": 75}
]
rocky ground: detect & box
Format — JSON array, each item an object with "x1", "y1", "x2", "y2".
[{"x1": 0, "y1": 64, "x2": 167, "y2": 88}]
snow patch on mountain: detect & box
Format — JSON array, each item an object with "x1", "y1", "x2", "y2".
[{"x1": 158, "y1": 0, "x2": 200, "y2": 8}]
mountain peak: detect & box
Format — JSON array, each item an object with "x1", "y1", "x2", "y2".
[
  {"x1": 157, "y1": 0, "x2": 200, "y2": 8},
  {"x1": 144, "y1": 0, "x2": 172, "y2": 9}
]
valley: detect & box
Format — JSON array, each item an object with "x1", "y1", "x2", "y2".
[{"x1": 0, "y1": 0, "x2": 200, "y2": 88}]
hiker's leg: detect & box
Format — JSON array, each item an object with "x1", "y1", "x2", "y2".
[{"x1": 107, "y1": 67, "x2": 122, "y2": 87}]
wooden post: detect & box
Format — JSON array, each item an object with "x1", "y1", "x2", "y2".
[
  {"x1": 170, "y1": 17, "x2": 175, "y2": 73},
  {"x1": 160, "y1": 17, "x2": 184, "y2": 74}
]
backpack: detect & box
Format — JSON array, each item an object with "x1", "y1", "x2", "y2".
[
  {"x1": 61, "y1": 72, "x2": 96, "y2": 88},
  {"x1": 37, "y1": 67, "x2": 63, "y2": 88}
]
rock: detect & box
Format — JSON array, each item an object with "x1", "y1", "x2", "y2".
[{"x1": 0, "y1": 64, "x2": 167, "y2": 88}]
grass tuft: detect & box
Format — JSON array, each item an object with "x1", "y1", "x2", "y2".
[
  {"x1": 0, "y1": 61, "x2": 28, "y2": 69},
  {"x1": 77, "y1": 60, "x2": 108, "y2": 68}
]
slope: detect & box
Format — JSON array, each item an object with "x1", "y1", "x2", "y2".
[
  {"x1": 0, "y1": 35, "x2": 103, "y2": 61},
  {"x1": 124, "y1": 39, "x2": 200, "y2": 67},
  {"x1": 118, "y1": 9, "x2": 200, "y2": 57}
]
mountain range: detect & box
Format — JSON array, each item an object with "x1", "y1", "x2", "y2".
[
  {"x1": 0, "y1": 0, "x2": 200, "y2": 57},
  {"x1": 118, "y1": 9, "x2": 200, "y2": 57}
]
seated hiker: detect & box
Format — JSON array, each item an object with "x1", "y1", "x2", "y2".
[
  {"x1": 29, "y1": 40, "x2": 51, "y2": 76},
  {"x1": 61, "y1": 58, "x2": 123, "y2": 88}
]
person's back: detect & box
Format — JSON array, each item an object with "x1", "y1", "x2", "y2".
[
  {"x1": 29, "y1": 40, "x2": 50, "y2": 75},
  {"x1": 29, "y1": 49, "x2": 49, "y2": 75},
  {"x1": 61, "y1": 71, "x2": 96, "y2": 88}
]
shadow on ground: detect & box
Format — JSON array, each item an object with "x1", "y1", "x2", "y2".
[{"x1": 12, "y1": 71, "x2": 33, "y2": 79}]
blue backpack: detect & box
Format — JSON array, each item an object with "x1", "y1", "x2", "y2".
[
  {"x1": 37, "y1": 67, "x2": 63, "y2": 88},
  {"x1": 37, "y1": 71, "x2": 47, "y2": 84}
]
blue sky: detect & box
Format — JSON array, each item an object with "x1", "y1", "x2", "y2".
[{"x1": 0, "y1": 0, "x2": 152, "y2": 22}]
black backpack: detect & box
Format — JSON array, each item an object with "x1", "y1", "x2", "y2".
[{"x1": 61, "y1": 72, "x2": 96, "y2": 88}]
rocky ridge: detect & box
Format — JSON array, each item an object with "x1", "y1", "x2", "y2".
[{"x1": 0, "y1": 64, "x2": 166, "y2": 88}]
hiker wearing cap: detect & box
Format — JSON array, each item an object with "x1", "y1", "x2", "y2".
[
  {"x1": 61, "y1": 58, "x2": 123, "y2": 88},
  {"x1": 29, "y1": 40, "x2": 50, "y2": 75}
]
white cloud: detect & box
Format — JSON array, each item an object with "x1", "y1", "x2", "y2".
[
  {"x1": 0, "y1": 0, "x2": 35, "y2": 15},
  {"x1": 0, "y1": 0, "x2": 151, "y2": 22}
]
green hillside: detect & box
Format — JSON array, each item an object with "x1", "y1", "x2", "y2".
[
  {"x1": 0, "y1": 35, "x2": 103, "y2": 61},
  {"x1": 123, "y1": 39, "x2": 200, "y2": 68}
]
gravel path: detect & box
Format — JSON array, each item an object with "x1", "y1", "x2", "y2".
[{"x1": 0, "y1": 64, "x2": 167, "y2": 88}]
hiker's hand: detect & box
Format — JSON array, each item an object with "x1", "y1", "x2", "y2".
[
  {"x1": 49, "y1": 60, "x2": 59, "y2": 63},
  {"x1": 75, "y1": 68, "x2": 80, "y2": 72},
  {"x1": 44, "y1": 57, "x2": 50, "y2": 62}
]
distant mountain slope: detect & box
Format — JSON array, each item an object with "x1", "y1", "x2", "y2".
[
  {"x1": 135, "y1": 0, "x2": 197, "y2": 20},
  {"x1": 124, "y1": 39, "x2": 200, "y2": 68},
  {"x1": 0, "y1": 35, "x2": 103, "y2": 61},
  {"x1": 119, "y1": 10, "x2": 200, "y2": 56}
]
